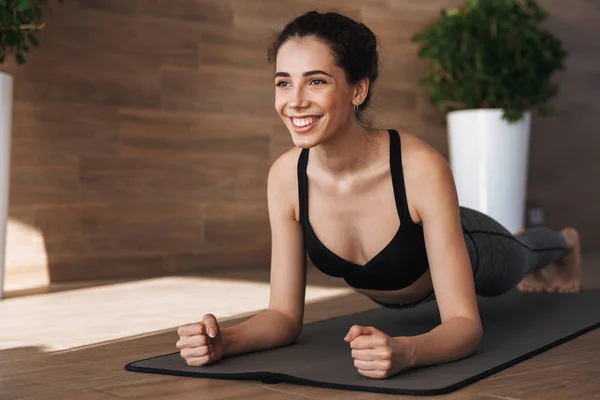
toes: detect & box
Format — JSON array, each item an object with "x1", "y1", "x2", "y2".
[
  {"x1": 517, "y1": 283, "x2": 533, "y2": 292},
  {"x1": 552, "y1": 283, "x2": 582, "y2": 294},
  {"x1": 518, "y1": 283, "x2": 545, "y2": 293}
]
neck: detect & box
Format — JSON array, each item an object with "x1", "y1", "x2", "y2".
[{"x1": 312, "y1": 119, "x2": 379, "y2": 177}]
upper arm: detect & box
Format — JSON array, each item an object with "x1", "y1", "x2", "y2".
[
  {"x1": 412, "y1": 149, "x2": 481, "y2": 329},
  {"x1": 266, "y1": 149, "x2": 307, "y2": 335}
]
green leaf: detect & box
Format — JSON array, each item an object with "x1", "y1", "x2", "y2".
[
  {"x1": 1, "y1": 0, "x2": 64, "y2": 68},
  {"x1": 0, "y1": 7, "x2": 12, "y2": 26},
  {"x1": 33, "y1": 4, "x2": 42, "y2": 19},
  {"x1": 16, "y1": 52, "x2": 26, "y2": 65},
  {"x1": 15, "y1": 0, "x2": 32, "y2": 12},
  {"x1": 27, "y1": 32, "x2": 39, "y2": 47},
  {"x1": 411, "y1": 0, "x2": 566, "y2": 120}
]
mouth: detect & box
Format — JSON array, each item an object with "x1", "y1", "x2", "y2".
[{"x1": 288, "y1": 116, "x2": 322, "y2": 133}]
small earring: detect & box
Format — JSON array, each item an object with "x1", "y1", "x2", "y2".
[{"x1": 354, "y1": 104, "x2": 359, "y2": 113}]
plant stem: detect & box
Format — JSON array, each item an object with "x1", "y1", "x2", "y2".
[
  {"x1": 0, "y1": 22, "x2": 46, "y2": 32},
  {"x1": 434, "y1": 64, "x2": 454, "y2": 82},
  {"x1": 490, "y1": 18, "x2": 497, "y2": 37}
]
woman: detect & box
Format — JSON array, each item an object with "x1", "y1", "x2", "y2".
[{"x1": 176, "y1": 11, "x2": 582, "y2": 379}]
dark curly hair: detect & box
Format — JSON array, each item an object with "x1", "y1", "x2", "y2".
[{"x1": 267, "y1": 10, "x2": 380, "y2": 122}]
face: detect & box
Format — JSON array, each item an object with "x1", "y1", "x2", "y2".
[{"x1": 274, "y1": 36, "x2": 365, "y2": 148}]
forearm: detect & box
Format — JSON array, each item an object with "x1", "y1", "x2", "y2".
[
  {"x1": 220, "y1": 309, "x2": 300, "y2": 357},
  {"x1": 402, "y1": 317, "x2": 483, "y2": 368}
]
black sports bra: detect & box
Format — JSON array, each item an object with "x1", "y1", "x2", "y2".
[{"x1": 297, "y1": 129, "x2": 430, "y2": 291}]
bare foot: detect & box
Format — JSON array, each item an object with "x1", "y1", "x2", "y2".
[
  {"x1": 546, "y1": 227, "x2": 583, "y2": 293},
  {"x1": 517, "y1": 269, "x2": 551, "y2": 293},
  {"x1": 517, "y1": 227, "x2": 583, "y2": 294}
]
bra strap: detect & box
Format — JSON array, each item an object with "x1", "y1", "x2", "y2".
[
  {"x1": 388, "y1": 129, "x2": 412, "y2": 222},
  {"x1": 297, "y1": 148, "x2": 310, "y2": 223}
]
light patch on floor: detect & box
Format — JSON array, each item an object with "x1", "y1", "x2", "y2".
[
  {"x1": 0, "y1": 276, "x2": 353, "y2": 352},
  {"x1": 4, "y1": 218, "x2": 50, "y2": 291}
]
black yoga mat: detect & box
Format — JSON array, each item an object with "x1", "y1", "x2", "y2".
[{"x1": 125, "y1": 289, "x2": 600, "y2": 396}]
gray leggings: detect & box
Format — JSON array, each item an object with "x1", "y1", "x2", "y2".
[
  {"x1": 461, "y1": 206, "x2": 568, "y2": 297},
  {"x1": 374, "y1": 206, "x2": 568, "y2": 308}
]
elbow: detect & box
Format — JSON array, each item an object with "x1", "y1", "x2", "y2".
[
  {"x1": 467, "y1": 319, "x2": 484, "y2": 355},
  {"x1": 286, "y1": 322, "x2": 303, "y2": 343},
  {"x1": 450, "y1": 316, "x2": 483, "y2": 357},
  {"x1": 474, "y1": 319, "x2": 484, "y2": 342},
  {"x1": 276, "y1": 326, "x2": 302, "y2": 348},
  {"x1": 267, "y1": 308, "x2": 303, "y2": 345},
  {"x1": 282, "y1": 314, "x2": 303, "y2": 344},
  {"x1": 280, "y1": 318, "x2": 303, "y2": 345}
]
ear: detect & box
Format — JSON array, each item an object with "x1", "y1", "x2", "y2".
[{"x1": 352, "y1": 77, "x2": 370, "y2": 107}]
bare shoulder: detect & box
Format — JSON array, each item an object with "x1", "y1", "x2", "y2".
[
  {"x1": 268, "y1": 146, "x2": 304, "y2": 222},
  {"x1": 400, "y1": 132, "x2": 451, "y2": 179},
  {"x1": 398, "y1": 132, "x2": 456, "y2": 222}
]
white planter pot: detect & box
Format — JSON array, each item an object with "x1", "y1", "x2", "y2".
[
  {"x1": 0, "y1": 71, "x2": 13, "y2": 300},
  {"x1": 447, "y1": 109, "x2": 531, "y2": 234}
]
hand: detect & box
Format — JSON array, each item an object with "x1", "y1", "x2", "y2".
[
  {"x1": 177, "y1": 313, "x2": 223, "y2": 367},
  {"x1": 344, "y1": 325, "x2": 411, "y2": 379}
]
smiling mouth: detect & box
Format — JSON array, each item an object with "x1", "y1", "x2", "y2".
[{"x1": 290, "y1": 116, "x2": 322, "y2": 128}]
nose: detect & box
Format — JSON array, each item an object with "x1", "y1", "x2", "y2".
[{"x1": 287, "y1": 85, "x2": 308, "y2": 110}]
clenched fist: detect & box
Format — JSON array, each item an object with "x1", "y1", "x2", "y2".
[
  {"x1": 344, "y1": 325, "x2": 411, "y2": 379},
  {"x1": 177, "y1": 313, "x2": 223, "y2": 367}
]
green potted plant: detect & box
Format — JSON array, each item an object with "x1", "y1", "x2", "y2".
[
  {"x1": 0, "y1": 0, "x2": 62, "y2": 299},
  {"x1": 411, "y1": 0, "x2": 567, "y2": 233}
]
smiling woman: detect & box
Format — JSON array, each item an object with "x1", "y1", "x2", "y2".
[
  {"x1": 175, "y1": 10, "x2": 583, "y2": 380},
  {"x1": 267, "y1": 11, "x2": 378, "y2": 149}
]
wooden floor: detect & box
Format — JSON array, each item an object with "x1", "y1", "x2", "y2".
[{"x1": 2, "y1": 257, "x2": 599, "y2": 400}]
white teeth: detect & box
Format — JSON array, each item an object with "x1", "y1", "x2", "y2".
[{"x1": 292, "y1": 117, "x2": 319, "y2": 127}]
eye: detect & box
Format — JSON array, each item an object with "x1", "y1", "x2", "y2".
[
  {"x1": 309, "y1": 79, "x2": 326, "y2": 86},
  {"x1": 275, "y1": 81, "x2": 290, "y2": 87}
]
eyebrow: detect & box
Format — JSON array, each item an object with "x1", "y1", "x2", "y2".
[{"x1": 274, "y1": 70, "x2": 334, "y2": 78}]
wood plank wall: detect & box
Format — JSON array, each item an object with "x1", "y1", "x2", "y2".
[{"x1": 3, "y1": 0, "x2": 599, "y2": 283}]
